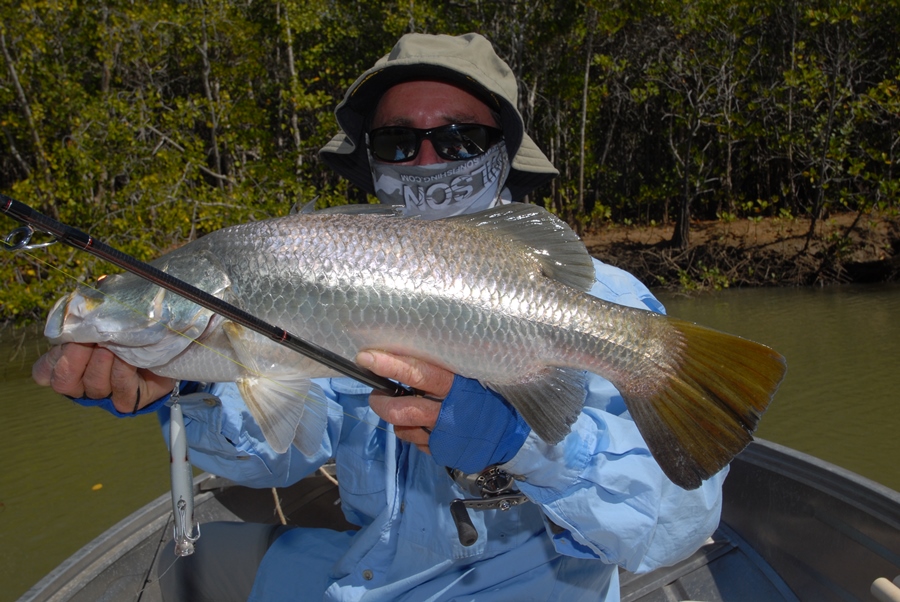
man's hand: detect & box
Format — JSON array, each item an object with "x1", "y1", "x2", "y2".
[
  {"x1": 33, "y1": 342, "x2": 175, "y2": 413},
  {"x1": 357, "y1": 350, "x2": 453, "y2": 454}
]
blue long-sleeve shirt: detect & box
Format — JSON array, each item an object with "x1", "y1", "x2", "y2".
[{"x1": 158, "y1": 259, "x2": 726, "y2": 601}]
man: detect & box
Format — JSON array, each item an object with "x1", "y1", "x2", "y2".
[{"x1": 33, "y1": 33, "x2": 725, "y2": 601}]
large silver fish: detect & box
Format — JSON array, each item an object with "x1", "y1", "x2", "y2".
[{"x1": 45, "y1": 204, "x2": 786, "y2": 489}]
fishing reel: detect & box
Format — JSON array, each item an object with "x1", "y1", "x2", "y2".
[{"x1": 447, "y1": 465, "x2": 530, "y2": 547}]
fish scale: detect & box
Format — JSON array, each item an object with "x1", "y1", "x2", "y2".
[
  {"x1": 221, "y1": 217, "x2": 547, "y2": 376},
  {"x1": 45, "y1": 203, "x2": 785, "y2": 489}
]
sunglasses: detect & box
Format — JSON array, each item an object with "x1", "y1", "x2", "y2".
[{"x1": 368, "y1": 123, "x2": 504, "y2": 163}]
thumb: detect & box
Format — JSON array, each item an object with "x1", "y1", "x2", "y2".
[{"x1": 357, "y1": 350, "x2": 454, "y2": 399}]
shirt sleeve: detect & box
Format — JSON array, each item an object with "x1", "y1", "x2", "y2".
[{"x1": 501, "y1": 259, "x2": 726, "y2": 573}]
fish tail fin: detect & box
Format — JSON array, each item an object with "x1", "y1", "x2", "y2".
[{"x1": 625, "y1": 319, "x2": 786, "y2": 490}]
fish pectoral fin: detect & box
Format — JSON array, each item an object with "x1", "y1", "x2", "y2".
[
  {"x1": 623, "y1": 319, "x2": 787, "y2": 490},
  {"x1": 290, "y1": 379, "x2": 330, "y2": 457},
  {"x1": 223, "y1": 321, "x2": 328, "y2": 457},
  {"x1": 238, "y1": 375, "x2": 329, "y2": 457},
  {"x1": 489, "y1": 368, "x2": 587, "y2": 445}
]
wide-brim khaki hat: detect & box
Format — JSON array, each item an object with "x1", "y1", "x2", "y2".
[{"x1": 319, "y1": 33, "x2": 558, "y2": 201}]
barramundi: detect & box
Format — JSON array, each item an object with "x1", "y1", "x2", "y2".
[{"x1": 45, "y1": 204, "x2": 786, "y2": 489}]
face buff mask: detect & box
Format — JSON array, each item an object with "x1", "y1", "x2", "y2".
[{"x1": 370, "y1": 142, "x2": 512, "y2": 219}]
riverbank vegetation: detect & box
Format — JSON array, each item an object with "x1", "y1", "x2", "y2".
[
  {"x1": 585, "y1": 210, "x2": 900, "y2": 290},
  {"x1": 1, "y1": 1, "x2": 899, "y2": 321}
]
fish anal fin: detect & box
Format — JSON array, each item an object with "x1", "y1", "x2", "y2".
[
  {"x1": 620, "y1": 318, "x2": 787, "y2": 489},
  {"x1": 489, "y1": 368, "x2": 587, "y2": 445}
]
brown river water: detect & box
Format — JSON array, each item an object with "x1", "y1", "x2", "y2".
[{"x1": 2, "y1": 281, "x2": 899, "y2": 600}]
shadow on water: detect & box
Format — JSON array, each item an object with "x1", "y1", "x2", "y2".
[{"x1": 0, "y1": 325, "x2": 171, "y2": 602}]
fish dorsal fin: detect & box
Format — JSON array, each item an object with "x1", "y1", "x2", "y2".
[
  {"x1": 298, "y1": 202, "x2": 405, "y2": 217},
  {"x1": 446, "y1": 203, "x2": 596, "y2": 292},
  {"x1": 291, "y1": 199, "x2": 318, "y2": 214}
]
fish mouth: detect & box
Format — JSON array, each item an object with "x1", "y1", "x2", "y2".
[
  {"x1": 44, "y1": 293, "x2": 73, "y2": 342},
  {"x1": 44, "y1": 289, "x2": 125, "y2": 344}
]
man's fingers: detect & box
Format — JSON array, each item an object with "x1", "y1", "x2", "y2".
[
  {"x1": 108, "y1": 358, "x2": 176, "y2": 413},
  {"x1": 106, "y1": 354, "x2": 141, "y2": 412},
  {"x1": 32, "y1": 344, "x2": 64, "y2": 387},
  {"x1": 32, "y1": 343, "x2": 175, "y2": 413},
  {"x1": 359, "y1": 350, "x2": 453, "y2": 451},
  {"x1": 34, "y1": 343, "x2": 101, "y2": 397},
  {"x1": 81, "y1": 347, "x2": 117, "y2": 399},
  {"x1": 369, "y1": 393, "x2": 441, "y2": 428},
  {"x1": 393, "y1": 425, "x2": 432, "y2": 454},
  {"x1": 357, "y1": 350, "x2": 454, "y2": 399},
  {"x1": 140, "y1": 370, "x2": 178, "y2": 407}
]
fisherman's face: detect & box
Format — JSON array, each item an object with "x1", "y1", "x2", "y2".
[{"x1": 371, "y1": 80, "x2": 500, "y2": 166}]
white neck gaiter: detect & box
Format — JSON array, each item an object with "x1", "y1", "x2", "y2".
[{"x1": 370, "y1": 143, "x2": 512, "y2": 220}]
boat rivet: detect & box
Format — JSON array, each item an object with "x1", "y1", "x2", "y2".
[{"x1": 362, "y1": 569, "x2": 374, "y2": 581}]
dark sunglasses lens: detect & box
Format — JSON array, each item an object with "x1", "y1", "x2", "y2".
[
  {"x1": 370, "y1": 125, "x2": 501, "y2": 162},
  {"x1": 371, "y1": 128, "x2": 419, "y2": 162},
  {"x1": 436, "y1": 125, "x2": 502, "y2": 160}
]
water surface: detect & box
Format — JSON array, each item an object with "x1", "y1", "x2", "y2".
[
  {"x1": 0, "y1": 328, "x2": 170, "y2": 601},
  {"x1": 658, "y1": 282, "x2": 900, "y2": 492}
]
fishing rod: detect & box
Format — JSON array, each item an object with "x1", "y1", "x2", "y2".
[{"x1": 0, "y1": 193, "x2": 414, "y2": 397}]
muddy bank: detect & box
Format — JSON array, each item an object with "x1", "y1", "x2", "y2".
[{"x1": 582, "y1": 211, "x2": 900, "y2": 291}]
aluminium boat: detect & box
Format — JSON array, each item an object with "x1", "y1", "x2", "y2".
[{"x1": 16, "y1": 440, "x2": 900, "y2": 602}]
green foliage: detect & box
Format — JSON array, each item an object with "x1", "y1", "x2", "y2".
[
  {"x1": 676, "y1": 262, "x2": 731, "y2": 291},
  {"x1": 1, "y1": 0, "x2": 899, "y2": 321}
]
